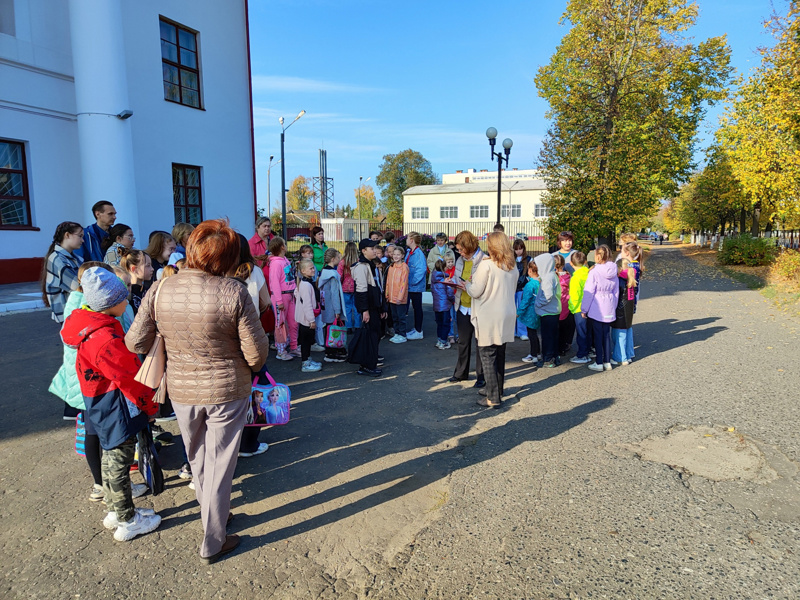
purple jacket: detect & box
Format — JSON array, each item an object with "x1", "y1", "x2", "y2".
[{"x1": 580, "y1": 262, "x2": 619, "y2": 322}]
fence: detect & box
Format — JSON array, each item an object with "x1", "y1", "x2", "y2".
[{"x1": 281, "y1": 220, "x2": 550, "y2": 255}]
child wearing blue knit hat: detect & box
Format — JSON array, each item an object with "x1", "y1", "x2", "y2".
[{"x1": 61, "y1": 266, "x2": 161, "y2": 542}]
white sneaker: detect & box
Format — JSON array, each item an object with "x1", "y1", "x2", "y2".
[
  {"x1": 239, "y1": 442, "x2": 269, "y2": 458},
  {"x1": 406, "y1": 330, "x2": 423, "y2": 340},
  {"x1": 609, "y1": 359, "x2": 619, "y2": 365},
  {"x1": 603, "y1": 363, "x2": 612, "y2": 371},
  {"x1": 521, "y1": 354, "x2": 535, "y2": 363},
  {"x1": 520, "y1": 335, "x2": 529, "y2": 341},
  {"x1": 188, "y1": 480, "x2": 195, "y2": 490},
  {"x1": 131, "y1": 483, "x2": 148, "y2": 498},
  {"x1": 103, "y1": 508, "x2": 156, "y2": 530},
  {"x1": 435, "y1": 341, "x2": 443, "y2": 349},
  {"x1": 621, "y1": 360, "x2": 630, "y2": 366},
  {"x1": 587, "y1": 363, "x2": 604, "y2": 372},
  {"x1": 113, "y1": 511, "x2": 162, "y2": 542},
  {"x1": 310, "y1": 343, "x2": 325, "y2": 352},
  {"x1": 276, "y1": 352, "x2": 294, "y2": 361},
  {"x1": 302, "y1": 360, "x2": 322, "y2": 372},
  {"x1": 389, "y1": 334, "x2": 407, "y2": 344},
  {"x1": 570, "y1": 356, "x2": 591, "y2": 364},
  {"x1": 441, "y1": 341, "x2": 451, "y2": 349}
]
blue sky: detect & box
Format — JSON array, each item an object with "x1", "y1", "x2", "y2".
[{"x1": 248, "y1": 0, "x2": 784, "y2": 215}]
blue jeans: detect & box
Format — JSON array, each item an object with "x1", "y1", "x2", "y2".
[
  {"x1": 611, "y1": 327, "x2": 634, "y2": 362},
  {"x1": 434, "y1": 310, "x2": 451, "y2": 343},
  {"x1": 514, "y1": 291, "x2": 527, "y2": 337},
  {"x1": 574, "y1": 313, "x2": 590, "y2": 359},
  {"x1": 390, "y1": 302, "x2": 408, "y2": 337},
  {"x1": 343, "y1": 293, "x2": 361, "y2": 329}
]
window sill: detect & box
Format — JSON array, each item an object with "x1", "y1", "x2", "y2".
[{"x1": 0, "y1": 225, "x2": 40, "y2": 231}]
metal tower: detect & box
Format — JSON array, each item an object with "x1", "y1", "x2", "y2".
[{"x1": 312, "y1": 149, "x2": 334, "y2": 217}]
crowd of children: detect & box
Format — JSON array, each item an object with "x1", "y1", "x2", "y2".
[{"x1": 42, "y1": 203, "x2": 644, "y2": 546}]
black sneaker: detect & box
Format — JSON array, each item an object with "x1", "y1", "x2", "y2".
[
  {"x1": 150, "y1": 424, "x2": 174, "y2": 443},
  {"x1": 357, "y1": 367, "x2": 382, "y2": 377},
  {"x1": 473, "y1": 379, "x2": 486, "y2": 389},
  {"x1": 447, "y1": 376, "x2": 465, "y2": 383}
]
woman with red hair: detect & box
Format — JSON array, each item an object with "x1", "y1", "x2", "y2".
[{"x1": 126, "y1": 219, "x2": 269, "y2": 564}]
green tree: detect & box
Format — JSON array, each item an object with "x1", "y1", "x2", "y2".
[
  {"x1": 287, "y1": 175, "x2": 312, "y2": 212},
  {"x1": 375, "y1": 149, "x2": 436, "y2": 222},
  {"x1": 535, "y1": 0, "x2": 731, "y2": 249},
  {"x1": 716, "y1": 2, "x2": 800, "y2": 232},
  {"x1": 353, "y1": 184, "x2": 377, "y2": 219}
]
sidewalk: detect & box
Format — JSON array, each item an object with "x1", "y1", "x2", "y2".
[{"x1": 0, "y1": 281, "x2": 45, "y2": 315}]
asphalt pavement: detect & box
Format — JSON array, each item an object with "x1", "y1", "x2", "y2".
[{"x1": 0, "y1": 244, "x2": 797, "y2": 599}]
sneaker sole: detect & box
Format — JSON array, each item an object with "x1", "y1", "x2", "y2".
[{"x1": 113, "y1": 516, "x2": 162, "y2": 541}]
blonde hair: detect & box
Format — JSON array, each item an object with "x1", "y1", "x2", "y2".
[
  {"x1": 171, "y1": 223, "x2": 195, "y2": 247},
  {"x1": 527, "y1": 260, "x2": 539, "y2": 278},
  {"x1": 619, "y1": 232, "x2": 637, "y2": 245},
  {"x1": 341, "y1": 242, "x2": 359, "y2": 276},
  {"x1": 624, "y1": 241, "x2": 641, "y2": 261},
  {"x1": 486, "y1": 232, "x2": 514, "y2": 271},
  {"x1": 621, "y1": 259, "x2": 638, "y2": 289},
  {"x1": 324, "y1": 247, "x2": 341, "y2": 264},
  {"x1": 298, "y1": 258, "x2": 315, "y2": 275},
  {"x1": 594, "y1": 244, "x2": 612, "y2": 264},
  {"x1": 161, "y1": 265, "x2": 179, "y2": 279},
  {"x1": 553, "y1": 254, "x2": 565, "y2": 271},
  {"x1": 407, "y1": 232, "x2": 421, "y2": 246},
  {"x1": 120, "y1": 248, "x2": 148, "y2": 273}
]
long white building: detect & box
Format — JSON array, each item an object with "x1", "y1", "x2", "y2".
[{"x1": 0, "y1": 0, "x2": 256, "y2": 282}]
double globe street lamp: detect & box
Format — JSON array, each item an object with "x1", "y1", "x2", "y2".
[{"x1": 486, "y1": 127, "x2": 513, "y2": 228}]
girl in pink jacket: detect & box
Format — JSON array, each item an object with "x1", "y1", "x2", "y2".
[{"x1": 267, "y1": 237, "x2": 299, "y2": 360}]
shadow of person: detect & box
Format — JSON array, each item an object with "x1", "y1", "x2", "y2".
[{"x1": 241, "y1": 397, "x2": 614, "y2": 551}]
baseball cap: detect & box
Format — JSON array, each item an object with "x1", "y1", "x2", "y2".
[{"x1": 359, "y1": 238, "x2": 379, "y2": 250}]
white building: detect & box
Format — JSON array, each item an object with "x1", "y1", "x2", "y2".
[
  {"x1": 403, "y1": 169, "x2": 549, "y2": 233},
  {"x1": 0, "y1": 0, "x2": 256, "y2": 282}
]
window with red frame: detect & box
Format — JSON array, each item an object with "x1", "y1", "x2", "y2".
[{"x1": 173, "y1": 164, "x2": 203, "y2": 225}]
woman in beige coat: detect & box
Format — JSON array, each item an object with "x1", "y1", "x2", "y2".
[
  {"x1": 460, "y1": 232, "x2": 517, "y2": 408},
  {"x1": 126, "y1": 219, "x2": 269, "y2": 564}
]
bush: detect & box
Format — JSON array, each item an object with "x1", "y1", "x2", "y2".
[
  {"x1": 670, "y1": 232, "x2": 682, "y2": 241},
  {"x1": 718, "y1": 235, "x2": 777, "y2": 266},
  {"x1": 771, "y1": 249, "x2": 800, "y2": 281}
]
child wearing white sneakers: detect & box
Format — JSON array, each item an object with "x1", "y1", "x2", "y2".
[
  {"x1": 386, "y1": 246, "x2": 409, "y2": 344},
  {"x1": 295, "y1": 259, "x2": 322, "y2": 372},
  {"x1": 60, "y1": 267, "x2": 161, "y2": 542}
]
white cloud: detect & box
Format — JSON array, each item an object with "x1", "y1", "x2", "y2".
[{"x1": 251, "y1": 75, "x2": 385, "y2": 94}]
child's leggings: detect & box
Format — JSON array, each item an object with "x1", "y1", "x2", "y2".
[
  {"x1": 526, "y1": 327, "x2": 541, "y2": 357},
  {"x1": 279, "y1": 294, "x2": 298, "y2": 351},
  {"x1": 589, "y1": 318, "x2": 612, "y2": 365}
]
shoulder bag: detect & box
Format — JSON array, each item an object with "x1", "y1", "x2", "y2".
[{"x1": 134, "y1": 282, "x2": 166, "y2": 388}]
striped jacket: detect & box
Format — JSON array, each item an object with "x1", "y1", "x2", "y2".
[{"x1": 45, "y1": 245, "x2": 81, "y2": 323}]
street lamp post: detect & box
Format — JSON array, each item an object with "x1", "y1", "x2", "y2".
[
  {"x1": 266, "y1": 155, "x2": 282, "y2": 217},
  {"x1": 280, "y1": 110, "x2": 306, "y2": 238},
  {"x1": 486, "y1": 127, "x2": 513, "y2": 228},
  {"x1": 357, "y1": 176, "x2": 371, "y2": 240}
]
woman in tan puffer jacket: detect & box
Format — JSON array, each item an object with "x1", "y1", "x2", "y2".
[{"x1": 126, "y1": 219, "x2": 268, "y2": 565}]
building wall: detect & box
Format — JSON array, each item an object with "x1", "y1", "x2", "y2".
[
  {"x1": 0, "y1": 0, "x2": 255, "y2": 281},
  {"x1": 403, "y1": 188, "x2": 547, "y2": 224}
]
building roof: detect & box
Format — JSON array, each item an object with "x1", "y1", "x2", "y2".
[{"x1": 403, "y1": 179, "x2": 547, "y2": 196}]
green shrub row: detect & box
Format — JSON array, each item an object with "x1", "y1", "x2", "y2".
[{"x1": 718, "y1": 235, "x2": 777, "y2": 266}]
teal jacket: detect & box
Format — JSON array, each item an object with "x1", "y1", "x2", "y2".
[
  {"x1": 516, "y1": 277, "x2": 541, "y2": 330},
  {"x1": 49, "y1": 290, "x2": 135, "y2": 409}
]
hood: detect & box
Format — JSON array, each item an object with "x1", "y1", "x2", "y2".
[
  {"x1": 61, "y1": 308, "x2": 119, "y2": 348},
  {"x1": 318, "y1": 268, "x2": 338, "y2": 285},
  {"x1": 534, "y1": 253, "x2": 555, "y2": 276},
  {"x1": 593, "y1": 261, "x2": 618, "y2": 280}
]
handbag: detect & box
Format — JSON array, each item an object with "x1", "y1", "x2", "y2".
[
  {"x1": 137, "y1": 426, "x2": 165, "y2": 496},
  {"x1": 326, "y1": 319, "x2": 347, "y2": 349},
  {"x1": 134, "y1": 282, "x2": 166, "y2": 388},
  {"x1": 347, "y1": 322, "x2": 377, "y2": 367},
  {"x1": 245, "y1": 371, "x2": 291, "y2": 428}
]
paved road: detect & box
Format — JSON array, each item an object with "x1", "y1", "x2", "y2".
[{"x1": 0, "y1": 245, "x2": 797, "y2": 599}]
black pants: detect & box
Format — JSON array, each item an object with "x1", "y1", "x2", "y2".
[
  {"x1": 408, "y1": 291, "x2": 423, "y2": 332},
  {"x1": 239, "y1": 426, "x2": 261, "y2": 453},
  {"x1": 526, "y1": 327, "x2": 541, "y2": 357},
  {"x1": 298, "y1": 324, "x2": 315, "y2": 361},
  {"x1": 453, "y1": 310, "x2": 484, "y2": 381},
  {"x1": 540, "y1": 314, "x2": 559, "y2": 361},
  {"x1": 83, "y1": 415, "x2": 102, "y2": 486},
  {"x1": 358, "y1": 309, "x2": 381, "y2": 370},
  {"x1": 478, "y1": 344, "x2": 506, "y2": 403},
  {"x1": 590, "y1": 318, "x2": 612, "y2": 365},
  {"x1": 558, "y1": 313, "x2": 576, "y2": 354}
]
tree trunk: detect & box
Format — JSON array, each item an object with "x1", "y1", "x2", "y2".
[
  {"x1": 739, "y1": 208, "x2": 746, "y2": 234},
  {"x1": 751, "y1": 202, "x2": 761, "y2": 236}
]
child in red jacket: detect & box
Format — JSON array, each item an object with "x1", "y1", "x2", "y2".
[{"x1": 61, "y1": 267, "x2": 161, "y2": 542}]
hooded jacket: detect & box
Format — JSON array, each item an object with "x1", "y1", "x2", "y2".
[
  {"x1": 431, "y1": 270, "x2": 455, "y2": 313},
  {"x1": 318, "y1": 266, "x2": 346, "y2": 323},
  {"x1": 568, "y1": 265, "x2": 589, "y2": 314},
  {"x1": 405, "y1": 246, "x2": 427, "y2": 293},
  {"x1": 581, "y1": 262, "x2": 620, "y2": 322},
  {"x1": 534, "y1": 254, "x2": 561, "y2": 317},
  {"x1": 61, "y1": 308, "x2": 156, "y2": 450},
  {"x1": 516, "y1": 277, "x2": 541, "y2": 330}
]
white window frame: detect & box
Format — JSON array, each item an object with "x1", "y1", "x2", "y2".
[
  {"x1": 440, "y1": 206, "x2": 458, "y2": 219},
  {"x1": 501, "y1": 204, "x2": 522, "y2": 218},
  {"x1": 534, "y1": 204, "x2": 549, "y2": 218},
  {"x1": 411, "y1": 206, "x2": 429, "y2": 219},
  {"x1": 470, "y1": 205, "x2": 489, "y2": 219}
]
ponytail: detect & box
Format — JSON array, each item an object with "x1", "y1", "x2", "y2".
[{"x1": 101, "y1": 223, "x2": 131, "y2": 254}]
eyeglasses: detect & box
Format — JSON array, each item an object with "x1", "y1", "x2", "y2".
[{"x1": 123, "y1": 234, "x2": 135, "y2": 240}]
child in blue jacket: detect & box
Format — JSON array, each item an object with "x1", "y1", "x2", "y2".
[
  {"x1": 404, "y1": 232, "x2": 428, "y2": 339},
  {"x1": 430, "y1": 259, "x2": 455, "y2": 349},
  {"x1": 516, "y1": 260, "x2": 542, "y2": 364}
]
